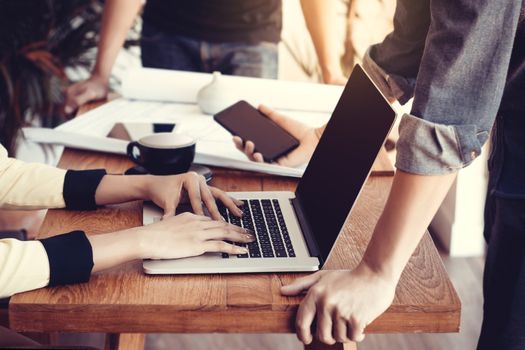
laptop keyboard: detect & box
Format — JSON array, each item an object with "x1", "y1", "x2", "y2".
[{"x1": 218, "y1": 199, "x2": 296, "y2": 259}]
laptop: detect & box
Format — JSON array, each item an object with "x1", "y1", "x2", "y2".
[{"x1": 142, "y1": 64, "x2": 396, "y2": 274}]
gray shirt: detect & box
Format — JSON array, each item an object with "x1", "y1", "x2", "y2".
[{"x1": 362, "y1": 0, "x2": 525, "y2": 196}]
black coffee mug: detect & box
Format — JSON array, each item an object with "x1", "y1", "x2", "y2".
[{"x1": 126, "y1": 133, "x2": 196, "y2": 175}]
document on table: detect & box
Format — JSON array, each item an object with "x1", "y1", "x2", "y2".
[{"x1": 24, "y1": 98, "x2": 330, "y2": 177}]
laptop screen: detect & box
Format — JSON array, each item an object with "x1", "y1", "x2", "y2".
[{"x1": 294, "y1": 65, "x2": 396, "y2": 263}]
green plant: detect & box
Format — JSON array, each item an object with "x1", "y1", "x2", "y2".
[{"x1": 0, "y1": 0, "x2": 105, "y2": 155}]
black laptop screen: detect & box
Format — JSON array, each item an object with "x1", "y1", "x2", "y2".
[{"x1": 295, "y1": 65, "x2": 396, "y2": 263}]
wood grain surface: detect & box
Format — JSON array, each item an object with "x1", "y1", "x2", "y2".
[{"x1": 9, "y1": 100, "x2": 459, "y2": 337}]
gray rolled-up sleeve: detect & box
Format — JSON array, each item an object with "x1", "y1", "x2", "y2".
[
  {"x1": 363, "y1": 0, "x2": 522, "y2": 175},
  {"x1": 395, "y1": 113, "x2": 490, "y2": 175}
]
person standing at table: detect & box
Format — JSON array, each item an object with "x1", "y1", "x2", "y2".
[
  {"x1": 65, "y1": 0, "x2": 347, "y2": 113},
  {"x1": 235, "y1": 0, "x2": 525, "y2": 348}
]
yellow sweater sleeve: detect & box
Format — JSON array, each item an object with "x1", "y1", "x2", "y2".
[
  {"x1": 0, "y1": 239, "x2": 49, "y2": 299},
  {"x1": 0, "y1": 145, "x2": 66, "y2": 210}
]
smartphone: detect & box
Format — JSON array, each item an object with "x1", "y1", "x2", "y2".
[
  {"x1": 106, "y1": 122, "x2": 177, "y2": 141},
  {"x1": 214, "y1": 101, "x2": 299, "y2": 163}
]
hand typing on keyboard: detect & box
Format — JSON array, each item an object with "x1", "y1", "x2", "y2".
[
  {"x1": 137, "y1": 212, "x2": 256, "y2": 260},
  {"x1": 137, "y1": 172, "x2": 244, "y2": 221}
]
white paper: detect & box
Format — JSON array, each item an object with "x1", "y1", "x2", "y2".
[{"x1": 122, "y1": 68, "x2": 344, "y2": 113}]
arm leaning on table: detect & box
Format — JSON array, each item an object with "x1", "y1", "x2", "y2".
[
  {"x1": 64, "y1": 0, "x2": 142, "y2": 113},
  {"x1": 235, "y1": 0, "x2": 522, "y2": 344},
  {"x1": 0, "y1": 145, "x2": 255, "y2": 299},
  {"x1": 281, "y1": 0, "x2": 522, "y2": 345}
]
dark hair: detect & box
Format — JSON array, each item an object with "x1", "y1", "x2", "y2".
[{"x1": 0, "y1": 0, "x2": 103, "y2": 155}]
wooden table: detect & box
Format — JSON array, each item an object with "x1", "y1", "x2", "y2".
[{"x1": 9, "y1": 103, "x2": 460, "y2": 350}]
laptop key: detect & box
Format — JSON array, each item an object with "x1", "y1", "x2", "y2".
[{"x1": 276, "y1": 250, "x2": 287, "y2": 258}]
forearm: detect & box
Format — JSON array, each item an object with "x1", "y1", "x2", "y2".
[
  {"x1": 94, "y1": 175, "x2": 152, "y2": 206},
  {"x1": 362, "y1": 170, "x2": 457, "y2": 282},
  {"x1": 87, "y1": 228, "x2": 144, "y2": 273},
  {"x1": 91, "y1": 174, "x2": 149, "y2": 271},
  {"x1": 300, "y1": 0, "x2": 343, "y2": 82},
  {"x1": 92, "y1": 0, "x2": 142, "y2": 80}
]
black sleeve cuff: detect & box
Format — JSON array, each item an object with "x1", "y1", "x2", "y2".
[
  {"x1": 40, "y1": 231, "x2": 94, "y2": 287},
  {"x1": 63, "y1": 169, "x2": 107, "y2": 210}
]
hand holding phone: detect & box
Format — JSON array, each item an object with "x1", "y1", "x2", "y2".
[{"x1": 214, "y1": 101, "x2": 300, "y2": 163}]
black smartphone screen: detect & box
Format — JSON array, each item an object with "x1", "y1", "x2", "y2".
[{"x1": 214, "y1": 101, "x2": 300, "y2": 162}]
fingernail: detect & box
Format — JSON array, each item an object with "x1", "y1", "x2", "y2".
[
  {"x1": 240, "y1": 248, "x2": 249, "y2": 253},
  {"x1": 244, "y1": 228, "x2": 255, "y2": 235},
  {"x1": 244, "y1": 234, "x2": 256, "y2": 241}
]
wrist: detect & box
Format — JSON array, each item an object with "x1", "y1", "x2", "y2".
[
  {"x1": 130, "y1": 227, "x2": 150, "y2": 260},
  {"x1": 87, "y1": 227, "x2": 147, "y2": 272},
  {"x1": 91, "y1": 66, "x2": 111, "y2": 83},
  {"x1": 359, "y1": 255, "x2": 400, "y2": 286},
  {"x1": 114, "y1": 227, "x2": 149, "y2": 260},
  {"x1": 129, "y1": 175, "x2": 155, "y2": 201},
  {"x1": 321, "y1": 66, "x2": 343, "y2": 83}
]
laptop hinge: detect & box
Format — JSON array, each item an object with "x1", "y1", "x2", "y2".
[{"x1": 291, "y1": 197, "x2": 324, "y2": 266}]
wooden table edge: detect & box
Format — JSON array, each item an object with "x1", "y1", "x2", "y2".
[{"x1": 9, "y1": 305, "x2": 460, "y2": 334}]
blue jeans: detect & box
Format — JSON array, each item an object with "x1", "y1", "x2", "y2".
[
  {"x1": 140, "y1": 21, "x2": 278, "y2": 79},
  {"x1": 479, "y1": 196, "x2": 525, "y2": 350}
]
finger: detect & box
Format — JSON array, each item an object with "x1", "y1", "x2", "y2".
[
  {"x1": 163, "y1": 196, "x2": 181, "y2": 219},
  {"x1": 204, "y1": 240, "x2": 249, "y2": 255},
  {"x1": 253, "y1": 152, "x2": 264, "y2": 163},
  {"x1": 199, "y1": 219, "x2": 245, "y2": 231},
  {"x1": 233, "y1": 136, "x2": 244, "y2": 151},
  {"x1": 355, "y1": 333, "x2": 366, "y2": 342},
  {"x1": 199, "y1": 176, "x2": 221, "y2": 220},
  {"x1": 64, "y1": 85, "x2": 83, "y2": 113},
  {"x1": 316, "y1": 308, "x2": 336, "y2": 345},
  {"x1": 202, "y1": 225, "x2": 255, "y2": 243},
  {"x1": 162, "y1": 205, "x2": 176, "y2": 219},
  {"x1": 184, "y1": 176, "x2": 205, "y2": 216},
  {"x1": 211, "y1": 187, "x2": 243, "y2": 217},
  {"x1": 295, "y1": 294, "x2": 316, "y2": 345},
  {"x1": 259, "y1": 104, "x2": 284, "y2": 124},
  {"x1": 244, "y1": 140, "x2": 256, "y2": 157},
  {"x1": 348, "y1": 320, "x2": 366, "y2": 342},
  {"x1": 334, "y1": 318, "x2": 350, "y2": 343},
  {"x1": 281, "y1": 272, "x2": 323, "y2": 296},
  {"x1": 162, "y1": 184, "x2": 182, "y2": 219}
]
